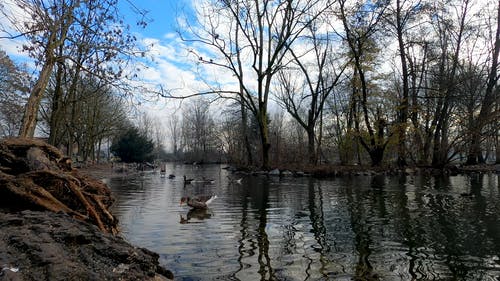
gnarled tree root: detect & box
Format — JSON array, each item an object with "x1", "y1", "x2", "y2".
[{"x1": 0, "y1": 138, "x2": 118, "y2": 234}]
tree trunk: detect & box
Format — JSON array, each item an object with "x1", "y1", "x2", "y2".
[
  {"x1": 240, "y1": 97, "x2": 253, "y2": 166},
  {"x1": 395, "y1": 0, "x2": 409, "y2": 167},
  {"x1": 258, "y1": 108, "x2": 270, "y2": 170},
  {"x1": 307, "y1": 127, "x2": 316, "y2": 165},
  {"x1": 48, "y1": 61, "x2": 64, "y2": 145},
  {"x1": 466, "y1": 0, "x2": 500, "y2": 165},
  {"x1": 369, "y1": 147, "x2": 385, "y2": 167},
  {"x1": 18, "y1": 56, "x2": 56, "y2": 138},
  {"x1": 19, "y1": 2, "x2": 74, "y2": 138},
  {"x1": 496, "y1": 127, "x2": 500, "y2": 164}
]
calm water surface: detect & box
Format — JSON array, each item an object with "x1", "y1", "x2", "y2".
[{"x1": 105, "y1": 164, "x2": 500, "y2": 280}]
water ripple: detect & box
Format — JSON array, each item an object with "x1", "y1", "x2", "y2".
[{"x1": 106, "y1": 166, "x2": 500, "y2": 280}]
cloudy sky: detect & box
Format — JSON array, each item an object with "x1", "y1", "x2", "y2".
[
  {"x1": 116, "y1": 0, "x2": 204, "y2": 112},
  {"x1": 0, "y1": 0, "x2": 213, "y2": 117}
]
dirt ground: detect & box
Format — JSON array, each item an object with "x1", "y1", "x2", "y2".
[
  {"x1": 0, "y1": 138, "x2": 173, "y2": 280},
  {"x1": 0, "y1": 210, "x2": 173, "y2": 281}
]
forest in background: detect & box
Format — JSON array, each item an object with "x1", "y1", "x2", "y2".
[{"x1": 0, "y1": 0, "x2": 498, "y2": 169}]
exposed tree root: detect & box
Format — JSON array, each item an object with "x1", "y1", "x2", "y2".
[{"x1": 0, "y1": 138, "x2": 118, "y2": 234}]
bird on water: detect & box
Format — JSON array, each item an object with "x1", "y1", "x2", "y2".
[
  {"x1": 183, "y1": 175, "x2": 194, "y2": 185},
  {"x1": 180, "y1": 195, "x2": 217, "y2": 209}
]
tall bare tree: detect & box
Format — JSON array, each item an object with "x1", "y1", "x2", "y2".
[
  {"x1": 276, "y1": 19, "x2": 347, "y2": 165},
  {"x1": 385, "y1": 0, "x2": 428, "y2": 166},
  {"x1": 181, "y1": 97, "x2": 218, "y2": 163},
  {"x1": 0, "y1": 49, "x2": 30, "y2": 137},
  {"x1": 427, "y1": 0, "x2": 471, "y2": 167},
  {"x1": 338, "y1": 0, "x2": 392, "y2": 166},
  {"x1": 167, "y1": 114, "x2": 181, "y2": 159},
  {"x1": 178, "y1": 0, "x2": 331, "y2": 169},
  {"x1": 40, "y1": 75, "x2": 128, "y2": 161},
  {"x1": 1, "y1": 0, "x2": 77, "y2": 137},
  {"x1": 466, "y1": 0, "x2": 500, "y2": 165}
]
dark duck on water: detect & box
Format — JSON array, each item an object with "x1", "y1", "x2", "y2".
[{"x1": 183, "y1": 175, "x2": 194, "y2": 185}]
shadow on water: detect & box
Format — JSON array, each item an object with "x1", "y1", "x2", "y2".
[
  {"x1": 179, "y1": 208, "x2": 212, "y2": 224},
  {"x1": 106, "y1": 165, "x2": 500, "y2": 280}
]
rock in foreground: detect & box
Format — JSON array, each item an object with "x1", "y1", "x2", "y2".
[
  {"x1": 0, "y1": 138, "x2": 173, "y2": 280},
  {"x1": 0, "y1": 210, "x2": 172, "y2": 281}
]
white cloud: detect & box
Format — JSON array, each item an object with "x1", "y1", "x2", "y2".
[
  {"x1": 0, "y1": 0, "x2": 35, "y2": 65},
  {"x1": 0, "y1": 37, "x2": 25, "y2": 57}
]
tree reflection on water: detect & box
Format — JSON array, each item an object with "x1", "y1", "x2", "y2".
[{"x1": 108, "y1": 164, "x2": 500, "y2": 280}]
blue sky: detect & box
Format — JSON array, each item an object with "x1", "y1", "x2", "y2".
[
  {"x1": 1, "y1": 0, "x2": 195, "y2": 75},
  {"x1": 0, "y1": 0, "x2": 209, "y2": 124},
  {"x1": 119, "y1": 0, "x2": 185, "y2": 39}
]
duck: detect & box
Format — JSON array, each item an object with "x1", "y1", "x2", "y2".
[
  {"x1": 235, "y1": 178, "x2": 243, "y2": 184},
  {"x1": 183, "y1": 175, "x2": 194, "y2": 185},
  {"x1": 160, "y1": 164, "x2": 166, "y2": 177},
  {"x1": 202, "y1": 177, "x2": 215, "y2": 184},
  {"x1": 460, "y1": 192, "x2": 474, "y2": 197},
  {"x1": 180, "y1": 195, "x2": 217, "y2": 209}
]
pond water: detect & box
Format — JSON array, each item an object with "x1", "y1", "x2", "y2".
[{"x1": 105, "y1": 164, "x2": 500, "y2": 281}]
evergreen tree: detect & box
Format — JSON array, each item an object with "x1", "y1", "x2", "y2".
[{"x1": 111, "y1": 127, "x2": 154, "y2": 163}]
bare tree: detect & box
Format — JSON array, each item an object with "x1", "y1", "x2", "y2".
[
  {"x1": 426, "y1": 0, "x2": 471, "y2": 167},
  {"x1": 220, "y1": 103, "x2": 258, "y2": 165},
  {"x1": 338, "y1": 0, "x2": 392, "y2": 166},
  {"x1": 151, "y1": 117, "x2": 167, "y2": 161},
  {"x1": 177, "y1": 0, "x2": 331, "y2": 169},
  {"x1": 385, "y1": 0, "x2": 428, "y2": 167},
  {"x1": 269, "y1": 110, "x2": 285, "y2": 165},
  {"x1": 466, "y1": 0, "x2": 500, "y2": 164},
  {"x1": 181, "y1": 97, "x2": 218, "y2": 163},
  {"x1": 136, "y1": 112, "x2": 154, "y2": 142},
  {"x1": 0, "y1": 0, "x2": 145, "y2": 138},
  {"x1": 0, "y1": 49, "x2": 30, "y2": 137},
  {"x1": 40, "y1": 75, "x2": 128, "y2": 161},
  {"x1": 276, "y1": 18, "x2": 347, "y2": 165},
  {"x1": 167, "y1": 114, "x2": 181, "y2": 159}
]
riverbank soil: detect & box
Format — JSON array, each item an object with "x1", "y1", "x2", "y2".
[
  {"x1": 0, "y1": 210, "x2": 173, "y2": 281},
  {"x1": 0, "y1": 138, "x2": 173, "y2": 280},
  {"x1": 78, "y1": 162, "x2": 128, "y2": 180},
  {"x1": 228, "y1": 162, "x2": 499, "y2": 177}
]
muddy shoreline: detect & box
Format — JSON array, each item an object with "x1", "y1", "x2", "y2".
[
  {"x1": 78, "y1": 162, "x2": 500, "y2": 180},
  {"x1": 0, "y1": 210, "x2": 173, "y2": 281}
]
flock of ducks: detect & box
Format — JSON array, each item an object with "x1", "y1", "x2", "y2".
[{"x1": 158, "y1": 163, "x2": 242, "y2": 219}]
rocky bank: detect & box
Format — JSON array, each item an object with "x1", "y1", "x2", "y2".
[
  {"x1": 0, "y1": 138, "x2": 173, "y2": 281},
  {"x1": 0, "y1": 210, "x2": 172, "y2": 281}
]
